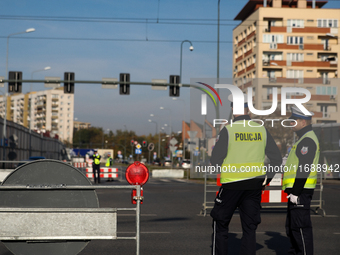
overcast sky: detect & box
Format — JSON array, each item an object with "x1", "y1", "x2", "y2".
[{"x1": 0, "y1": 0, "x2": 338, "y2": 136}]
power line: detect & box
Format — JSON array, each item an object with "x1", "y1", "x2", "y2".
[
  {"x1": 0, "y1": 36, "x2": 233, "y2": 44},
  {"x1": 0, "y1": 15, "x2": 338, "y2": 28}
]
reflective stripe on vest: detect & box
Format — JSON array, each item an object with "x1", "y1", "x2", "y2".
[
  {"x1": 282, "y1": 131, "x2": 320, "y2": 190},
  {"x1": 220, "y1": 121, "x2": 267, "y2": 184},
  {"x1": 105, "y1": 157, "x2": 112, "y2": 167}
]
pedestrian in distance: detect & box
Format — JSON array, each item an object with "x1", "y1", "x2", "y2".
[
  {"x1": 210, "y1": 94, "x2": 282, "y2": 255},
  {"x1": 283, "y1": 106, "x2": 319, "y2": 255},
  {"x1": 91, "y1": 149, "x2": 101, "y2": 184},
  {"x1": 106, "y1": 152, "x2": 114, "y2": 182}
]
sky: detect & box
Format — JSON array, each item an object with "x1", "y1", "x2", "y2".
[{"x1": 0, "y1": 0, "x2": 339, "y2": 136}]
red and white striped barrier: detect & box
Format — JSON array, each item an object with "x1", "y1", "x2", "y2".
[
  {"x1": 261, "y1": 174, "x2": 288, "y2": 203},
  {"x1": 73, "y1": 162, "x2": 87, "y2": 168},
  {"x1": 85, "y1": 167, "x2": 119, "y2": 179},
  {"x1": 216, "y1": 173, "x2": 288, "y2": 204}
]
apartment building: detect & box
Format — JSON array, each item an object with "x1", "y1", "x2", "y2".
[
  {"x1": 74, "y1": 121, "x2": 91, "y2": 131},
  {"x1": 233, "y1": 0, "x2": 339, "y2": 123},
  {"x1": 0, "y1": 88, "x2": 74, "y2": 142}
]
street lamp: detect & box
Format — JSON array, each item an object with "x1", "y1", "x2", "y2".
[
  {"x1": 172, "y1": 98, "x2": 186, "y2": 160},
  {"x1": 148, "y1": 119, "x2": 161, "y2": 157},
  {"x1": 102, "y1": 128, "x2": 110, "y2": 149},
  {"x1": 3, "y1": 28, "x2": 35, "y2": 161},
  {"x1": 180, "y1": 40, "x2": 194, "y2": 83},
  {"x1": 28, "y1": 66, "x2": 51, "y2": 157},
  {"x1": 160, "y1": 106, "x2": 172, "y2": 138}
]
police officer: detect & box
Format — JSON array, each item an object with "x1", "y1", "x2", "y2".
[
  {"x1": 91, "y1": 149, "x2": 101, "y2": 184},
  {"x1": 283, "y1": 106, "x2": 319, "y2": 255},
  {"x1": 210, "y1": 94, "x2": 282, "y2": 255},
  {"x1": 106, "y1": 152, "x2": 113, "y2": 182}
]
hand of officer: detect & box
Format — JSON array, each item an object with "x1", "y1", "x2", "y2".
[{"x1": 287, "y1": 194, "x2": 299, "y2": 204}]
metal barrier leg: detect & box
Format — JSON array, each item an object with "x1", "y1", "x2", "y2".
[
  {"x1": 203, "y1": 173, "x2": 207, "y2": 216},
  {"x1": 136, "y1": 185, "x2": 141, "y2": 255}
]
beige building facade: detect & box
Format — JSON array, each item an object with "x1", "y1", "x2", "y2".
[
  {"x1": 233, "y1": 0, "x2": 339, "y2": 123},
  {"x1": 0, "y1": 88, "x2": 74, "y2": 142}
]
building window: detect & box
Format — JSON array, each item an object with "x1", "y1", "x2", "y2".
[
  {"x1": 317, "y1": 19, "x2": 338, "y2": 28},
  {"x1": 287, "y1": 19, "x2": 304, "y2": 28},
  {"x1": 320, "y1": 105, "x2": 328, "y2": 117},
  {"x1": 287, "y1": 36, "x2": 303, "y2": 45},
  {"x1": 316, "y1": 86, "x2": 337, "y2": 95},
  {"x1": 263, "y1": 34, "x2": 284, "y2": 43},
  {"x1": 287, "y1": 70, "x2": 303, "y2": 79},
  {"x1": 287, "y1": 53, "x2": 304, "y2": 62}
]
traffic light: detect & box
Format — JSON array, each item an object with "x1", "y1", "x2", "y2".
[
  {"x1": 64, "y1": 72, "x2": 75, "y2": 94},
  {"x1": 131, "y1": 140, "x2": 134, "y2": 146},
  {"x1": 199, "y1": 139, "x2": 206, "y2": 148},
  {"x1": 120, "y1": 73, "x2": 130, "y2": 95},
  {"x1": 142, "y1": 141, "x2": 147, "y2": 147},
  {"x1": 169, "y1": 75, "x2": 180, "y2": 97},
  {"x1": 8, "y1": 71, "x2": 22, "y2": 93}
]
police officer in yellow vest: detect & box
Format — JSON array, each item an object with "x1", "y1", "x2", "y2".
[
  {"x1": 91, "y1": 149, "x2": 101, "y2": 184},
  {"x1": 210, "y1": 94, "x2": 282, "y2": 255},
  {"x1": 105, "y1": 152, "x2": 113, "y2": 182},
  {"x1": 283, "y1": 106, "x2": 319, "y2": 255}
]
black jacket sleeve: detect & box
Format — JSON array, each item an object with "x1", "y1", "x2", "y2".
[
  {"x1": 210, "y1": 127, "x2": 229, "y2": 166},
  {"x1": 265, "y1": 129, "x2": 283, "y2": 184},
  {"x1": 291, "y1": 137, "x2": 317, "y2": 196}
]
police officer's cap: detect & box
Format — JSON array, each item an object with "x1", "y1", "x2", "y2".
[
  {"x1": 290, "y1": 106, "x2": 314, "y2": 120},
  {"x1": 228, "y1": 93, "x2": 248, "y2": 108},
  {"x1": 94, "y1": 149, "x2": 98, "y2": 152}
]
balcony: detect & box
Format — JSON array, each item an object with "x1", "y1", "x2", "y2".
[{"x1": 263, "y1": 60, "x2": 270, "y2": 66}]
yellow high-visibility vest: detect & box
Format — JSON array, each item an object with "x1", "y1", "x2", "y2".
[
  {"x1": 282, "y1": 131, "x2": 320, "y2": 190},
  {"x1": 220, "y1": 121, "x2": 267, "y2": 184}
]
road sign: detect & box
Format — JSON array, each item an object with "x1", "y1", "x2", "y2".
[
  {"x1": 148, "y1": 143, "x2": 154, "y2": 151},
  {"x1": 44, "y1": 76, "x2": 60, "y2": 88},
  {"x1": 135, "y1": 148, "x2": 142, "y2": 154},
  {"x1": 169, "y1": 146, "x2": 177, "y2": 152},
  {"x1": 136, "y1": 144, "x2": 141, "y2": 149},
  {"x1": 187, "y1": 131, "x2": 197, "y2": 138},
  {"x1": 170, "y1": 138, "x2": 178, "y2": 146}
]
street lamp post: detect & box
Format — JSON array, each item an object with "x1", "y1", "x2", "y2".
[
  {"x1": 160, "y1": 107, "x2": 172, "y2": 158},
  {"x1": 172, "y1": 98, "x2": 186, "y2": 160},
  {"x1": 3, "y1": 28, "x2": 35, "y2": 161},
  {"x1": 102, "y1": 128, "x2": 110, "y2": 149},
  {"x1": 180, "y1": 40, "x2": 194, "y2": 83},
  {"x1": 124, "y1": 125, "x2": 127, "y2": 161},
  {"x1": 148, "y1": 119, "x2": 160, "y2": 162},
  {"x1": 29, "y1": 66, "x2": 51, "y2": 157}
]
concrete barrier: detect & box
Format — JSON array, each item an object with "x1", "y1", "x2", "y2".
[{"x1": 152, "y1": 169, "x2": 184, "y2": 178}]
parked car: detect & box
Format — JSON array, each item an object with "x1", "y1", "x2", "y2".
[
  {"x1": 181, "y1": 160, "x2": 191, "y2": 169},
  {"x1": 153, "y1": 158, "x2": 161, "y2": 166},
  {"x1": 164, "y1": 160, "x2": 172, "y2": 167}
]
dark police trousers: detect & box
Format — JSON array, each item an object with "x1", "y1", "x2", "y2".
[
  {"x1": 211, "y1": 188, "x2": 262, "y2": 255},
  {"x1": 286, "y1": 192, "x2": 313, "y2": 255},
  {"x1": 92, "y1": 164, "x2": 101, "y2": 183}
]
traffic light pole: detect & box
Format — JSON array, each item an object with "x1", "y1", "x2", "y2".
[{"x1": 2, "y1": 79, "x2": 192, "y2": 88}]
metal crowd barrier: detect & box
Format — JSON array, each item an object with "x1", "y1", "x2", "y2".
[
  {"x1": 200, "y1": 172, "x2": 325, "y2": 217},
  {"x1": 0, "y1": 160, "x2": 145, "y2": 255}
]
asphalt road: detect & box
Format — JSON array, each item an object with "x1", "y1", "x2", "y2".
[{"x1": 0, "y1": 174, "x2": 339, "y2": 254}]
